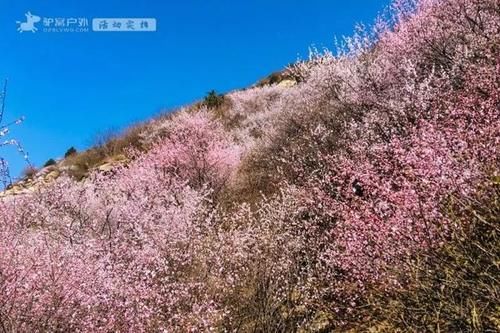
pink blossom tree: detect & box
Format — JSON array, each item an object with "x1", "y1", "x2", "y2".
[{"x1": 0, "y1": 0, "x2": 498, "y2": 330}]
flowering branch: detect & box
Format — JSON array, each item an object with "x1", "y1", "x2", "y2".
[{"x1": 0, "y1": 79, "x2": 31, "y2": 188}]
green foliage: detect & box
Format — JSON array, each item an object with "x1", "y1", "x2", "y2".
[
  {"x1": 43, "y1": 158, "x2": 57, "y2": 167},
  {"x1": 64, "y1": 146, "x2": 77, "y2": 158},
  {"x1": 204, "y1": 90, "x2": 225, "y2": 109}
]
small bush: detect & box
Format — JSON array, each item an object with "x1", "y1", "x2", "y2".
[
  {"x1": 204, "y1": 90, "x2": 225, "y2": 109},
  {"x1": 43, "y1": 158, "x2": 57, "y2": 167},
  {"x1": 64, "y1": 148, "x2": 106, "y2": 179},
  {"x1": 64, "y1": 147, "x2": 77, "y2": 158}
]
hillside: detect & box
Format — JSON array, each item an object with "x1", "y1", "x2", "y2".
[{"x1": 0, "y1": 0, "x2": 499, "y2": 332}]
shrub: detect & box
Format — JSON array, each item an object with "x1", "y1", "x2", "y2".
[
  {"x1": 43, "y1": 158, "x2": 57, "y2": 167},
  {"x1": 64, "y1": 146, "x2": 77, "y2": 158},
  {"x1": 395, "y1": 184, "x2": 499, "y2": 332},
  {"x1": 358, "y1": 179, "x2": 500, "y2": 332},
  {"x1": 0, "y1": 139, "x2": 229, "y2": 331},
  {"x1": 64, "y1": 148, "x2": 105, "y2": 179},
  {"x1": 139, "y1": 110, "x2": 242, "y2": 196},
  {"x1": 204, "y1": 90, "x2": 225, "y2": 109}
]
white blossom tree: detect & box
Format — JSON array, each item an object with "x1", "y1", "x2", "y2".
[{"x1": 0, "y1": 79, "x2": 30, "y2": 188}]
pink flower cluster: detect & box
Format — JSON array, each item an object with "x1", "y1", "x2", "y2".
[{"x1": 0, "y1": 111, "x2": 240, "y2": 331}]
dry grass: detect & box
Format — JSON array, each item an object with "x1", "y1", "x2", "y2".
[
  {"x1": 21, "y1": 166, "x2": 38, "y2": 179},
  {"x1": 348, "y1": 178, "x2": 500, "y2": 333},
  {"x1": 61, "y1": 125, "x2": 143, "y2": 179},
  {"x1": 222, "y1": 101, "x2": 356, "y2": 208},
  {"x1": 255, "y1": 68, "x2": 299, "y2": 87}
]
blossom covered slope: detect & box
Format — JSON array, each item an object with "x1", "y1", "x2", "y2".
[{"x1": 0, "y1": 0, "x2": 499, "y2": 331}]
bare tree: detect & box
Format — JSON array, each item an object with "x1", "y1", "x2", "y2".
[{"x1": 0, "y1": 79, "x2": 31, "y2": 188}]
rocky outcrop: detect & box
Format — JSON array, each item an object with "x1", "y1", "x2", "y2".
[{"x1": 0, "y1": 154, "x2": 129, "y2": 197}]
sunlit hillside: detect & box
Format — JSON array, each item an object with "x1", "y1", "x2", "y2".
[{"x1": 0, "y1": 0, "x2": 499, "y2": 331}]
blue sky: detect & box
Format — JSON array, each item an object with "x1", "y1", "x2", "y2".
[{"x1": 0, "y1": 0, "x2": 389, "y2": 178}]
